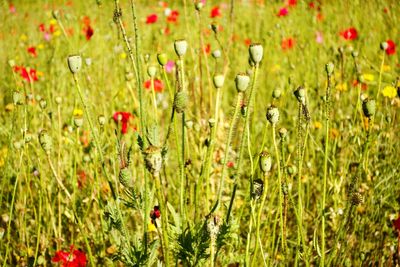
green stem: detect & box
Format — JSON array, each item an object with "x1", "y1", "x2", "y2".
[{"x1": 273, "y1": 126, "x2": 284, "y2": 252}]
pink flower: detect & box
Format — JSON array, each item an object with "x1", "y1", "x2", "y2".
[
  {"x1": 278, "y1": 7, "x2": 289, "y2": 17},
  {"x1": 165, "y1": 60, "x2": 175, "y2": 73},
  {"x1": 146, "y1": 14, "x2": 158, "y2": 24},
  {"x1": 315, "y1": 31, "x2": 323, "y2": 44}
]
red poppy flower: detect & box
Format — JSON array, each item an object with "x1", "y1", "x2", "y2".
[
  {"x1": 287, "y1": 0, "x2": 297, "y2": 6},
  {"x1": 146, "y1": 14, "x2": 158, "y2": 24},
  {"x1": 281, "y1": 37, "x2": 295, "y2": 50},
  {"x1": 113, "y1": 112, "x2": 134, "y2": 134},
  {"x1": 82, "y1": 16, "x2": 91, "y2": 27},
  {"x1": 167, "y1": 10, "x2": 179, "y2": 23},
  {"x1": 27, "y1": 46, "x2": 37, "y2": 57},
  {"x1": 77, "y1": 170, "x2": 88, "y2": 188},
  {"x1": 52, "y1": 245, "x2": 87, "y2": 267},
  {"x1": 84, "y1": 25, "x2": 94, "y2": 40},
  {"x1": 244, "y1": 38, "x2": 252, "y2": 47},
  {"x1": 13, "y1": 66, "x2": 38, "y2": 82},
  {"x1": 278, "y1": 7, "x2": 289, "y2": 17},
  {"x1": 39, "y1": 23, "x2": 46, "y2": 32},
  {"x1": 210, "y1": 6, "x2": 221, "y2": 18},
  {"x1": 150, "y1": 206, "x2": 161, "y2": 220},
  {"x1": 144, "y1": 79, "x2": 164, "y2": 93},
  {"x1": 308, "y1": 2, "x2": 315, "y2": 9},
  {"x1": 385, "y1": 40, "x2": 396, "y2": 55},
  {"x1": 227, "y1": 161, "x2": 234, "y2": 168},
  {"x1": 394, "y1": 214, "x2": 400, "y2": 231},
  {"x1": 9, "y1": 4, "x2": 16, "y2": 13},
  {"x1": 203, "y1": 43, "x2": 211, "y2": 54},
  {"x1": 341, "y1": 27, "x2": 358, "y2": 41}
]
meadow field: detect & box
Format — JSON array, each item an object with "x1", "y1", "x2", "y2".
[{"x1": 0, "y1": 0, "x2": 399, "y2": 266}]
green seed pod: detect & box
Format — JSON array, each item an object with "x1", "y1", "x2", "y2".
[
  {"x1": 52, "y1": 10, "x2": 59, "y2": 20},
  {"x1": 287, "y1": 164, "x2": 297, "y2": 176},
  {"x1": 195, "y1": 1, "x2": 204, "y2": 11},
  {"x1": 259, "y1": 151, "x2": 272, "y2": 174},
  {"x1": 174, "y1": 39, "x2": 188, "y2": 57},
  {"x1": 67, "y1": 55, "x2": 82, "y2": 74},
  {"x1": 147, "y1": 65, "x2": 157, "y2": 78},
  {"x1": 235, "y1": 73, "x2": 250, "y2": 93},
  {"x1": 39, "y1": 130, "x2": 53, "y2": 154},
  {"x1": 55, "y1": 96, "x2": 62, "y2": 105},
  {"x1": 294, "y1": 86, "x2": 306, "y2": 105},
  {"x1": 74, "y1": 116, "x2": 83, "y2": 128},
  {"x1": 212, "y1": 50, "x2": 221, "y2": 59},
  {"x1": 143, "y1": 146, "x2": 163, "y2": 175},
  {"x1": 252, "y1": 179, "x2": 264, "y2": 200},
  {"x1": 279, "y1": 127, "x2": 288, "y2": 140},
  {"x1": 98, "y1": 115, "x2": 106, "y2": 126},
  {"x1": 13, "y1": 91, "x2": 24, "y2": 105},
  {"x1": 39, "y1": 99, "x2": 47, "y2": 110},
  {"x1": 351, "y1": 192, "x2": 363, "y2": 206},
  {"x1": 157, "y1": 53, "x2": 168, "y2": 66},
  {"x1": 24, "y1": 132, "x2": 33, "y2": 143},
  {"x1": 362, "y1": 98, "x2": 376, "y2": 118},
  {"x1": 380, "y1": 41, "x2": 388, "y2": 51},
  {"x1": 119, "y1": 167, "x2": 132, "y2": 188},
  {"x1": 325, "y1": 62, "x2": 334, "y2": 76},
  {"x1": 351, "y1": 51, "x2": 359, "y2": 58},
  {"x1": 249, "y1": 43, "x2": 263, "y2": 65},
  {"x1": 272, "y1": 88, "x2": 282, "y2": 99},
  {"x1": 125, "y1": 72, "x2": 134, "y2": 81},
  {"x1": 213, "y1": 74, "x2": 225, "y2": 89},
  {"x1": 174, "y1": 91, "x2": 188, "y2": 113},
  {"x1": 266, "y1": 105, "x2": 279, "y2": 125},
  {"x1": 208, "y1": 118, "x2": 215, "y2": 128}
]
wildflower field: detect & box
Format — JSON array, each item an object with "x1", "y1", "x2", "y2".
[{"x1": 1, "y1": 0, "x2": 400, "y2": 266}]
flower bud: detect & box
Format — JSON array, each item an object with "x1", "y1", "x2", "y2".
[
  {"x1": 249, "y1": 43, "x2": 263, "y2": 65},
  {"x1": 272, "y1": 88, "x2": 282, "y2": 99},
  {"x1": 259, "y1": 151, "x2": 272, "y2": 174},
  {"x1": 13, "y1": 141, "x2": 22, "y2": 150},
  {"x1": 174, "y1": 39, "x2": 188, "y2": 57},
  {"x1": 213, "y1": 74, "x2": 225, "y2": 89},
  {"x1": 174, "y1": 91, "x2": 188, "y2": 113},
  {"x1": 325, "y1": 62, "x2": 334, "y2": 76},
  {"x1": 67, "y1": 55, "x2": 82, "y2": 74},
  {"x1": 212, "y1": 50, "x2": 221, "y2": 59},
  {"x1": 157, "y1": 53, "x2": 168, "y2": 66},
  {"x1": 119, "y1": 167, "x2": 132, "y2": 188},
  {"x1": 362, "y1": 98, "x2": 376, "y2": 118},
  {"x1": 147, "y1": 65, "x2": 157, "y2": 78},
  {"x1": 287, "y1": 164, "x2": 297, "y2": 175},
  {"x1": 266, "y1": 105, "x2": 279, "y2": 125},
  {"x1": 294, "y1": 86, "x2": 306, "y2": 105},
  {"x1": 39, "y1": 130, "x2": 52, "y2": 154},
  {"x1": 143, "y1": 146, "x2": 162, "y2": 175},
  {"x1": 235, "y1": 73, "x2": 250, "y2": 93},
  {"x1": 208, "y1": 118, "x2": 215, "y2": 128}
]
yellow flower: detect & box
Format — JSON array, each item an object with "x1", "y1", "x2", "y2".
[
  {"x1": 73, "y1": 108, "x2": 83, "y2": 117},
  {"x1": 49, "y1": 19, "x2": 57, "y2": 25},
  {"x1": 37, "y1": 71, "x2": 44, "y2": 77},
  {"x1": 37, "y1": 43, "x2": 44, "y2": 50},
  {"x1": 148, "y1": 222, "x2": 157, "y2": 232},
  {"x1": 382, "y1": 85, "x2": 397, "y2": 98},
  {"x1": 270, "y1": 64, "x2": 281, "y2": 73},
  {"x1": 335, "y1": 83, "x2": 348, "y2": 92},
  {"x1": 120, "y1": 53, "x2": 127, "y2": 59},
  {"x1": 361, "y1": 73, "x2": 375, "y2": 82},
  {"x1": 382, "y1": 65, "x2": 391, "y2": 72},
  {"x1": 53, "y1": 30, "x2": 61, "y2": 37},
  {"x1": 313, "y1": 121, "x2": 322, "y2": 129},
  {"x1": 20, "y1": 34, "x2": 28, "y2": 41},
  {"x1": 5, "y1": 103, "x2": 14, "y2": 112}
]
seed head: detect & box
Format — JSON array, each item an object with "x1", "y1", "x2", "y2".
[
  {"x1": 212, "y1": 50, "x2": 221, "y2": 59},
  {"x1": 351, "y1": 192, "x2": 364, "y2": 206},
  {"x1": 147, "y1": 65, "x2": 157, "y2": 78},
  {"x1": 98, "y1": 115, "x2": 106, "y2": 126},
  {"x1": 67, "y1": 55, "x2": 82, "y2": 74},
  {"x1": 39, "y1": 130, "x2": 53, "y2": 154},
  {"x1": 157, "y1": 53, "x2": 168, "y2": 66},
  {"x1": 279, "y1": 127, "x2": 288, "y2": 140},
  {"x1": 272, "y1": 88, "x2": 282, "y2": 99},
  {"x1": 249, "y1": 43, "x2": 263, "y2": 65},
  {"x1": 143, "y1": 146, "x2": 163, "y2": 176},
  {"x1": 294, "y1": 86, "x2": 306, "y2": 105},
  {"x1": 13, "y1": 91, "x2": 24, "y2": 105},
  {"x1": 174, "y1": 39, "x2": 188, "y2": 58},
  {"x1": 325, "y1": 62, "x2": 334, "y2": 76},
  {"x1": 380, "y1": 41, "x2": 388, "y2": 51},
  {"x1": 174, "y1": 91, "x2": 188, "y2": 113},
  {"x1": 252, "y1": 179, "x2": 264, "y2": 200},
  {"x1": 213, "y1": 74, "x2": 225, "y2": 89},
  {"x1": 235, "y1": 73, "x2": 250, "y2": 93},
  {"x1": 259, "y1": 151, "x2": 272, "y2": 174},
  {"x1": 266, "y1": 105, "x2": 280, "y2": 125},
  {"x1": 119, "y1": 167, "x2": 132, "y2": 188},
  {"x1": 362, "y1": 98, "x2": 376, "y2": 118}
]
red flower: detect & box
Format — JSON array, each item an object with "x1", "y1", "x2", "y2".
[
  {"x1": 84, "y1": 25, "x2": 94, "y2": 40},
  {"x1": 394, "y1": 214, "x2": 400, "y2": 231},
  {"x1": 146, "y1": 14, "x2": 158, "y2": 24},
  {"x1": 52, "y1": 245, "x2": 87, "y2": 267},
  {"x1": 281, "y1": 37, "x2": 295, "y2": 50},
  {"x1": 27, "y1": 46, "x2": 37, "y2": 57},
  {"x1": 144, "y1": 79, "x2": 164, "y2": 93},
  {"x1": 113, "y1": 112, "x2": 134, "y2": 134},
  {"x1": 82, "y1": 16, "x2": 91, "y2": 27},
  {"x1": 385, "y1": 40, "x2": 396, "y2": 55},
  {"x1": 210, "y1": 6, "x2": 221, "y2": 18},
  {"x1": 227, "y1": 161, "x2": 234, "y2": 168},
  {"x1": 167, "y1": 10, "x2": 179, "y2": 23},
  {"x1": 244, "y1": 38, "x2": 252, "y2": 47},
  {"x1": 13, "y1": 66, "x2": 38, "y2": 82},
  {"x1": 340, "y1": 27, "x2": 358, "y2": 41},
  {"x1": 203, "y1": 43, "x2": 211, "y2": 54},
  {"x1": 287, "y1": 0, "x2": 297, "y2": 6},
  {"x1": 150, "y1": 206, "x2": 161, "y2": 220},
  {"x1": 308, "y1": 2, "x2": 315, "y2": 9},
  {"x1": 39, "y1": 23, "x2": 46, "y2": 32},
  {"x1": 278, "y1": 7, "x2": 289, "y2": 17},
  {"x1": 77, "y1": 170, "x2": 88, "y2": 188}
]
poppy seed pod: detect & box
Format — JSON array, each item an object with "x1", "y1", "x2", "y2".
[
  {"x1": 143, "y1": 146, "x2": 163, "y2": 176},
  {"x1": 294, "y1": 86, "x2": 306, "y2": 105},
  {"x1": 24, "y1": 132, "x2": 33, "y2": 144},
  {"x1": 174, "y1": 39, "x2": 188, "y2": 57},
  {"x1": 351, "y1": 192, "x2": 363, "y2": 206},
  {"x1": 212, "y1": 49, "x2": 221, "y2": 59},
  {"x1": 39, "y1": 99, "x2": 47, "y2": 110},
  {"x1": 266, "y1": 105, "x2": 280, "y2": 125},
  {"x1": 157, "y1": 53, "x2": 168, "y2": 66},
  {"x1": 362, "y1": 98, "x2": 376, "y2": 118},
  {"x1": 325, "y1": 62, "x2": 334, "y2": 76},
  {"x1": 272, "y1": 88, "x2": 282, "y2": 99},
  {"x1": 380, "y1": 41, "x2": 388, "y2": 51},
  {"x1": 147, "y1": 65, "x2": 157, "y2": 78},
  {"x1": 235, "y1": 73, "x2": 250, "y2": 93},
  {"x1": 279, "y1": 127, "x2": 288, "y2": 140},
  {"x1": 213, "y1": 74, "x2": 225, "y2": 89},
  {"x1": 74, "y1": 116, "x2": 83, "y2": 128},
  {"x1": 351, "y1": 51, "x2": 359, "y2": 58},
  {"x1": 174, "y1": 91, "x2": 188, "y2": 113},
  {"x1": 249, "y1": 43, "x2": 263, "y2": 65},
  {"x1": 259, "y1": 151, "x2": 272, "y2": 174},
  {"x1": 98, "y1": 115, "x2": 106, "y2": 126},
  {"x1": 13, "y1": 91, "x2": 24, "y2": 105},
  {"x1": 252, "y1": 179, "x2": 264, "y2": 200},
  {"x1": 195, "y1": 1, "x2": 204, "y2": 11},
  {"x1": 55, "y1": 96, "x2": 62, "y2": 105},
  {"x1": 67, "y1": 55, "x2": 82, "y2": 74},
  {"x1": 119, "y1": 167, "x2": 132, "y2": 188},
  {"x1": 39, "y1": 130, "x2": 53, "y2": 154}
]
